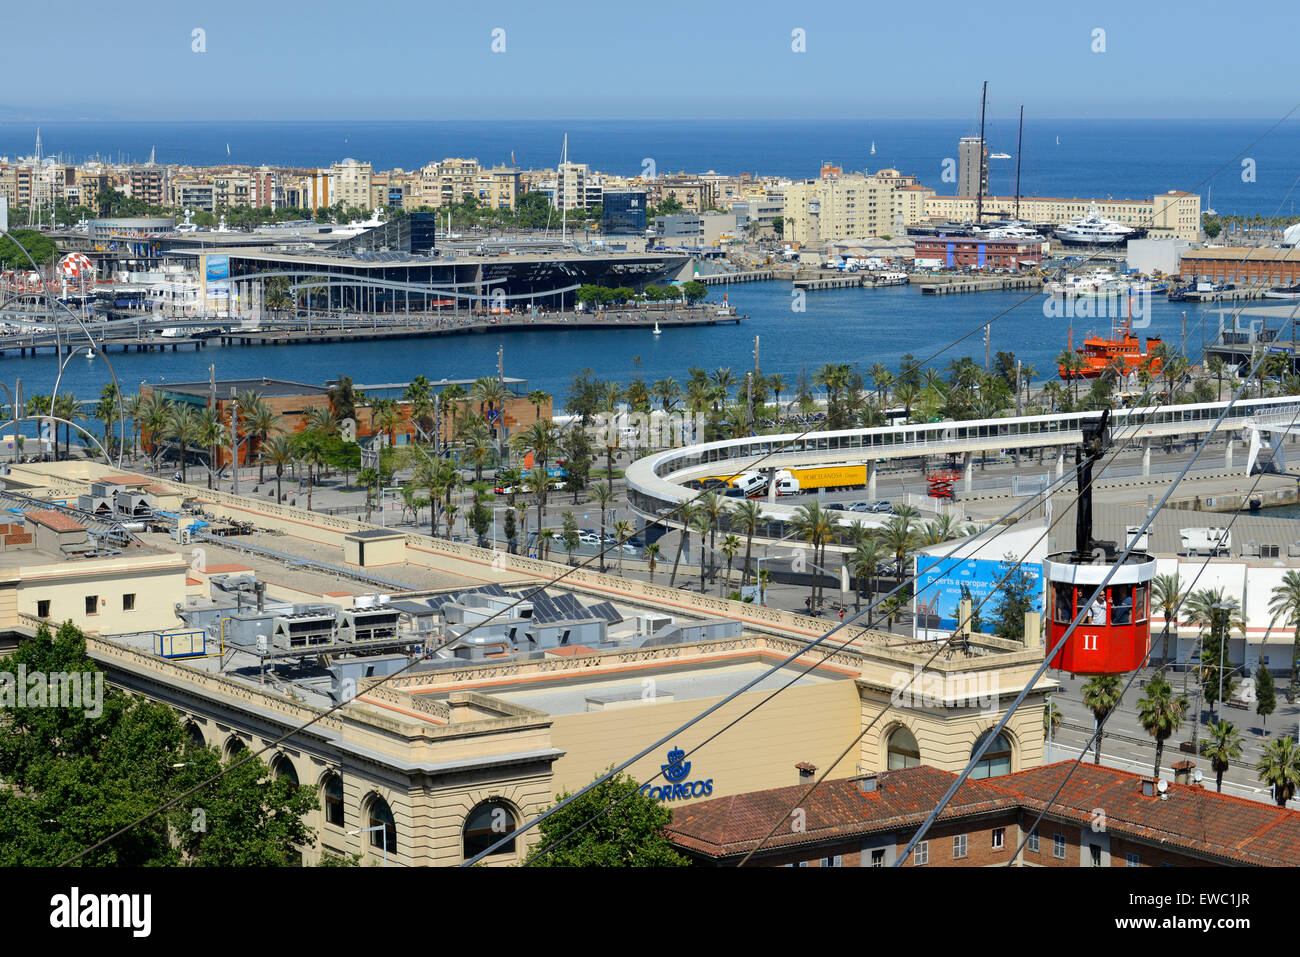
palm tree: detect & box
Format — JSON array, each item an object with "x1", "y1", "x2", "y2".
[
  {"x1": 537, "y1": 527, "x2": 557, "y2": 562},
  {"x1": 1152, "y1": 573, "x2": 1186, "y2": 666},
  {"x1": 440, "y1": 383, "x2": 467, "y2": 439},
  {"x1": 193, "y1": 407, "x2": 222, "y2": 489},
  {"x1": 719, "y1": 534, "x2": 741, "y2": 595},
  {"x1": 730, "y1": 499, "x2": 764, "y2": 586},
  {"x1": 791, "y1": 500, "x2": 834, "y2": 611},
  {"x1": 652, "y1": 377, "x2": 682, "y2": 415},
  {"x1": 1136, "y1": 674, "x2": 1187, "y2": 778},
  {"x1": 1256, "y1": 735, "x2": 1300, "y2": 806},
  {"x1": 53, "y1": 392, "x2": 79, "y2": 460},
  {"x1": 295, "y1": 430, "x2": 328, "y2": 510},
  {"x1": 1200, "y1": 720, "x2": 1242, "y2": 793},
  {"x1": 460, "y1": 418, "x2": 495, "y2": 483},
  {"x1": 879, "y1": 512, "x2": 920, "y2": 581},
  {"x1": 691, "y1": 509, "x2": 713, "y2": 592},
  {"x1": 523, "y1": 466, "x2": 549, "y2": 535},
  {"x1": 668, "y1": 502, "x2": 698, "y2": 588},
  {"x1": 260, "y1": 435, "x2": 295, "y2": 503},
  {"x1": 165, "y1": 402, "x2": 199, "y2": 482},
  {"x1": 644, "y1": 542, "x2": 661, "y2": 585},
  {"x1": 245, "y1": 400, "x2": 280, "y2": 484},
  {"x1": 94, "y1": 384, "x2": 120, "y2": 457},
  {"x1": 697, "y1": 492, "x2": 726, "y2": 583},
  {"x1": 767, "y1": 373, "x2": 786, "y2": 413},
  {"x1": 527, "y1": 389, "x2": 551, "y2": 422},
  {"x1": 124, "y1": 393, "x2": 144, "y2": 461},
  {"x1": 1268, "y1": 569, "x2": 1300, "y2": 702},
  {"x1": 612, "y1": 518, "x2": 633, "y2": 576},
  {"x1": 1082, "y1": 675, "x2": 1123, "y2": 765},
  {"x1": 372, "y1": 399, "x2": 403, "y2": 450},
  {"x1": 1044, "y1": 698, "x2": 1062, "y2": 741},
  {"x1": 852, "y1": 537, "x2": 887, "y2": 619},
  {"x1": 592, "y1": 481, "x2": 614, "y2": 573}
]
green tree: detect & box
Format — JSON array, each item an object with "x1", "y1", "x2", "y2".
[
  {"x1": 1201, "y1": 720, "x2": 1243, "y2": 793},
  {"x1": 1082, "y1": 675, "x2": 1123, "y2": 765},
  {"x1": 561, "y1": 511, "x2": 581, "y2": 565},
  {"x1": 0, "y1": 622, "x2": 317, "y2": 866},
  {"x1": 681, "y1": 280, "x2": 707, "y2": 304},
  {"x1": 1136, "y1": 674, "x2": 1187, "y2": 779},
  {"x1": 989, "y1": 552, "x2": 1038, "y2": 642},
  {"x1": 1257, "y1": 665, "x2": 1277, "y2": 733},
  {"x1": 1267, "y1": 569, "x2": 1300, "y2": 702},
  {"x1": 1256, "y1": 735, "x2": 1300, "y2": 806},
  {"x1": 524, "y1": 771, "x2": 690, "y2": 867}
]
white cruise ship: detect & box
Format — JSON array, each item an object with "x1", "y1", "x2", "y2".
[
  {"x1": 975, "y1": 221, "x2": 1047, "y2": 241},
  {"x1": 1054, "y1": 205, "x2": 1134, "y2": 245}
]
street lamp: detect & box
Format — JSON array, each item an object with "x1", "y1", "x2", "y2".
[
  {"x1": 348, "y1": 824, "x2": 388, "y2": 867},
  {"x1": 1213, "y1": 601, "x2": 1234, "y2": 722}
]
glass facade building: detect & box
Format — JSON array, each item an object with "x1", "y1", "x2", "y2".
[{"x1": 602, "y1": 191, "x2": 647, "y2": 236}]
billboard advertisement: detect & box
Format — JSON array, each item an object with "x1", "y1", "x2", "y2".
[
  {"x1": 913, "y1": 554, "x2": 1043, "y2": 641},
  {"x1": 205, "y1": 255, "x2": 230, "y2": 281}
]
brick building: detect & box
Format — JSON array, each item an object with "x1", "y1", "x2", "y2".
[
  {"x1": 666, "y1": 762, "x2": 1300, "y2": 866},
  {"x1": 913, "y1": 236, "x2": 1045, "y2": 271},
  {"x1": 1180, "y1": 247, "x2": 1300, "y2": 287}
]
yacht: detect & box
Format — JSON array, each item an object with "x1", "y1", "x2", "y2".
[
  {"x1": 1044, "y1": 268, "x2": 1122, "y2": 298},
  {"x1": 1264, "y1": 282, "x2": 1300, "y2": 300},
  {"x1": 975, "y1": 221, "x2": 1046, "y2": 241},
  {"x1": 1054, "y1": 204, "x2": 1134, "y2": 245}
]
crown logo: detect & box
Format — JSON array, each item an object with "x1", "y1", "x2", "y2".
[{"x1": 662, "y1": 746, "x2": 691, "y2": 783}]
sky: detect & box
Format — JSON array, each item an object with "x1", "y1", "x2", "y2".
[{"x1": 0, "y1": 0, "x2": 1292, "y2": 121}]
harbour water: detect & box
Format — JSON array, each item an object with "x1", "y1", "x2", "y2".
[{"x1": 3, "y1": 281, "x2": 1242, "y2": 420}]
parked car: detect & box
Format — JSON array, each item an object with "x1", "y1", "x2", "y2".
[
  {"x1": 869, "y1": 501, "x2": 894, "y2": 513},
  {"x1": 847, "y1": 502, "x2": 872, "y2": 513}
]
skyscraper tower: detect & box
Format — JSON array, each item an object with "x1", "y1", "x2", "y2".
[{"x1": 957, "y1": 136, "x2": 988, "y2": 205}]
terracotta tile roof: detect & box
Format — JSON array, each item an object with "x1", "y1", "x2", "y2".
[
  {"x1": 546, "y1": 645, "x2": 598, "y2": 657},
  {"x1": 666, "y1": 762, "x2": 1300, "y2": 865},
  {"x1": 144, "y1": 484, "x2": 174, "y2": 494},
  {"x1": 997, "y1": 764, "x2": 1300, "y2": 867},
  {"x1": 202, "y1": 562, "x2": 253, "y2": 574},
  {"x1": 99, "y1": 474, "x2": 149, "y2": 485},
  {"x1": 24, "y1": 509, "x2": 85, "y2": 533},
  {"x1": 665, "y1": 766, "x2": 1016, "y2": 859}
]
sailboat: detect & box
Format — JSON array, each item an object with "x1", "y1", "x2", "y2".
[
  {"x1": 1055, "y1": 135, "x2": 1061, "y2": 146},
  {"x1": 870, "y1": 140, "x2": 876, "y2": 156}
]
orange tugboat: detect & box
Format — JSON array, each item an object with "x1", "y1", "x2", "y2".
[{"x1": 1058, "y1": 308, "x2": 1163, "y2": 380}]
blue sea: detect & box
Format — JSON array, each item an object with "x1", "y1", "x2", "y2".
[{"x1": 3, "y1": 118, "x2": 1299, "y2": 216}]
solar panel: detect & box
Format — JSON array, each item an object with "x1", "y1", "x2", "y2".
[
  {"x1": 555, "y1": 593, "x2": 585, "y2": 616},
  {"x1": 588, "y1": 601, "x2": 624, "y2": 625}
]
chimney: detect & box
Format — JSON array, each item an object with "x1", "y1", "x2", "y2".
[
  {"x1": 1172, "y1": 760, "x2": 1195, "y2": 786},
  {"x1": 255, "y1": 580, "x2": 266, "y2": 613},
  {"x1": 1024, "y1": 610, "x2": 1041, "y2": 649},
  {"x1": 958, "y1": 598, "x2": 972, "y2": 636},
  {"x1": 796, "y1": 762, "x2": 817, "y2": 785}
]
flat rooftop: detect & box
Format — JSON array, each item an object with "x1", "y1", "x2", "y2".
[
  {"x1": 150, "y1": 378, "x2": 331, "y2": 398},
  {"x1": 414, "y1": 657, "x2": 857, "y2": 717}
]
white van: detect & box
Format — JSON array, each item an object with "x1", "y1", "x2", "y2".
[
  {"x1": 774, "y1": 476, "x2": 801, "y2": 496},
  {"x1": 1180, "y1": 527, "x2": 1231, "y2": 556},
  {"x1": 733, "y1": 472, "x2": 768, "y2": 496}
]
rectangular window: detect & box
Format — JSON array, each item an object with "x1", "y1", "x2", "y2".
[
  {"x1": 123, "y1": 593, "x2": 136, "y2": 611},
  {"x1": 1126, "y1": 852, "x2": 1140, "y2": 867},
  {"x1": 953, "y1": 834, "x2": 967, "y2": 859},
  {"x1": 870, "y1": 848, "x2": 886, "y2": 867},
  {"x1": 1089, "y1": 844, "x2": 1103, "y2": 867},
  {"x1": 1054, "y1": 833, "x2": 1067, "y2": 859},
  {"x1": 914, "y1": 841, "x2": 929, "y2": 866},
  {"x1": 992, "y1": 827, "x2": 1005, "y2": 850},
  {"x1": 85, "y1": 595, "x2": 98, "y2": 615},
  {"x1": 1027, "y1": 829, "x2": 1039, "y2": 853}
]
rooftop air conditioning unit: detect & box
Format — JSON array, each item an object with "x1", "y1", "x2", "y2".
[{"x1": 636, "y1": 613, "x2": 674, "y2": 636}]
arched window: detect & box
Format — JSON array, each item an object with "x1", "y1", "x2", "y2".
[
  {"x1": 463, "y1": 800, "x2": 518, "y2": 859},
  {"x1": 886, "y1": 726, "x2": 921, "y2": 770},
  {"x1": 185, "y1": 722, "x2": 206, "y2": 750},
  {"x1": 971, "y1": 730, "x2": 1013, "y2": 779},
  {"x1": 224, "y1": 736, "x2": 246, "y2": 759},
  {"x1": 272, "y1": 755, "x2": 299, "y2": 786},
  {"x1": 322, "y1": 773, "x2": 344, "y2": 827},
  {"x1": 366, "y1": 796, "x2": 397, "y2": 854}
]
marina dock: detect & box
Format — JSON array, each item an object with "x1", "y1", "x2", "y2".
[{"x1": 919, "y1": 276, "x2": 1042, "y2": 295}]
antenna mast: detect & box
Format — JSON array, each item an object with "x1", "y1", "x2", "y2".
[
  {"x1": 975, "y1": 82, "x2": 987, "y2": 225},
  {"x1": 1014, "y1": 105, "x2": 1023, "y2": 221}
]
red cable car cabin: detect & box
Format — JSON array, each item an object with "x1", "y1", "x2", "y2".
[{"x1": 1043, "y1": 552, "x2": 1156, "y2": 674}]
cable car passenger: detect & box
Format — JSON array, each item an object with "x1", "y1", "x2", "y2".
[{"x1": 1111, "y1": 585, "x2": 1133, "y2": 626}]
